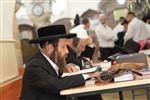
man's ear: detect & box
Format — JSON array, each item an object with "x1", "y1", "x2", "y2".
[{"x1": 46, "y1": 44, "x2": 54, "y2": 54}]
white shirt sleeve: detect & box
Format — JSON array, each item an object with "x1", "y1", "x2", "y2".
[{"x1": 124, "y1": 23, "x2": 134, "y2": 42}]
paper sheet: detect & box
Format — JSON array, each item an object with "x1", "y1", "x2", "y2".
[{"x1": 62, "y1": 67, "x2": 97, "y2": 77}]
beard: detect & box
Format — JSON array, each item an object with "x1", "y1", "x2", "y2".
[{"x1": 49, "y1": 49, "x2": 67, "y2": 74}]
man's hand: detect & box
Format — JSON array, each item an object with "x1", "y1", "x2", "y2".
[{"x1": 65, "y1": 64, "x2": 80, "y2": 73}]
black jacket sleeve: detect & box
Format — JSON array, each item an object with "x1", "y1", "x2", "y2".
[{"x1": 24, "y1": 59, "x2": 85, "y2": 94}]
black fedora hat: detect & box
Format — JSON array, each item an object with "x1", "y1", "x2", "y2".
[{"x1": 29, "y1": 25, "x2": 76, "y2": 43}]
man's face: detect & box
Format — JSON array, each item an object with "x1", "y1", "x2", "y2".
[
  {"x1": 49, "y1": 38, "x2": 69, "y2": 63},
  {"x1": 85, "y1": 22, "x2": 90, "y2": 29},
  {"x1": 99, "y1": 16, "x2": 107, "y2": 25},
  {"x1": 126, "y1": 14, "x2": 132, "y2": 22},
  {"x1": 49, "y1": 38, "x2": 69, "y2": 73},
  {"x1": 77, "y1": 39, "x2": 88, "y2": 53},
  {"x1": 57, "y1": 39, "x2": 69, "y2": 59}
]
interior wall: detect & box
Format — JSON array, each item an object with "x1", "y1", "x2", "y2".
[
  {"x1": 51, "y1": 0, "x2": 100, "y2": 23},
  {"x1": 13, "y1": 15, "x2": 23, "y2": 67},
  {"x1": 98, "y1": 0, "x2": 127, "y2": 28},
  {"x1": 0, "y1": 41, "x2": 19, "y2": 83},
  {"x1": 1, "y1": 1, "x2": 15, "y2": 40},
  {"x1": 0, "y1": 0, "x2": 19, "y2": 83}
]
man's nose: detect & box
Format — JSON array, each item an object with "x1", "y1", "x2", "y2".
[{"x1": 65, "y1": 47, "x2": 69, "y2": 54}]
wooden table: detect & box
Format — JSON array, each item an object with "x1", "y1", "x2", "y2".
[{"x1": 60, "y1": 74, "x2": 150, "y2": 100}]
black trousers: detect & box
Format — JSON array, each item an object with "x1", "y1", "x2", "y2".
[{"x1": 100, "y1": 47, "x2": 116, "y2": 61}]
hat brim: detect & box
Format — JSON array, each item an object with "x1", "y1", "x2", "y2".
[{"x1": 29, "y1": 33, "x2": 76, "y2": 43}]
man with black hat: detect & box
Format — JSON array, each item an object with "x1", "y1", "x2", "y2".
[{"x1": 20, "y1": 25, "x2": 102, "y2": 100}]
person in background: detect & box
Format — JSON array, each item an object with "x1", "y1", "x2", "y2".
[
  {"x1": 66, "y1": 36, "x2": 91, "y2": 69},
  {"x1": 113, "y1": 17, "x2": 125, "y2": 35},
  {"x1": 66, "y1": 32, "x2": 103, "y2": 100},
  {"x1": 124, "y1": 12, "x2": 148, "y2": 43},
  {"x1": 143, "y1": 11, "x2": 150, "y2": 24},
  {"x1": 80, "y1": 18, "x2": 99, "y2": 60},
  {"x1": 70, "y1": 19, "x2": 92, "y2": 42},
  {"x1": 69, "y1": 20, "x2": 94, "y2": 59},
  {"x1": 95, "y1": 14, "x2": 118, "y2": 61},
  {"x1": 20, "y1": 25, "x2": 101, "y2": 100},
  {"x1": 142, "y1": 11, "x2": 150, "y2": 49},
  {"x1": 115, "y1": 18, "x2": 128, "y2": 47}
]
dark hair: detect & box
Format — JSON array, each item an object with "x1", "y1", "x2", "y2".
[
  {"x1": 74, "y1": 14, "x2": 80, "y2": 26},
  {"x1": 39, "y1": 41, "x2": 47, "y2": 48},
  {"x1": 128, "y1": 12, "x2": 135, "y2": 16},
  {"x1": 121, "y1": 19, "x2": 128, "y2": 25},
  {"x1": 142, "y1": 11, "x2": 150, "y2": 22},
  {"x1": 142, "y1": 15, "x2": 147, "y2": 23},
  {"x1": 39, "y1": 39, "x2": 58, "y2": 48},
  {"x1": 119, "y1": 17, "x2": 125, "y2": 23},
  {"x1": 82, "y1": 18, "x2": 89, "y2": 25}
]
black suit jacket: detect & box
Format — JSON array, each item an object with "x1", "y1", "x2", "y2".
[{"x1": 20, "y1": 51, "x2": 85, "y2": 100}]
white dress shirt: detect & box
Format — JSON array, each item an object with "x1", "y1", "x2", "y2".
[
  {"x1": 95, "y1": 23, "x2": 117, "y2": 48},
  {"x1": 124, "y1": 17, "x2": 148, "y2": 42}
]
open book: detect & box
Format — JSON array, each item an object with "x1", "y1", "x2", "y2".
[
  {"x1": 61, "y1": 67, "x2": 98, "y2": 77},
  {"x1": 62, "y1": 61, "x2": 112, "y2": 77}
]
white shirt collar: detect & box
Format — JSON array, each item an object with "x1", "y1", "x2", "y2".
[{"x1": 41, "y1": 52, "x2": 59, "y2": 75}]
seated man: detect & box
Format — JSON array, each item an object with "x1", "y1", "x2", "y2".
[
  {"x1": 66, "y1": 36, "x2": 103, "y2": 100},
  {"x1": 69, "y1": 18, "x2": 95, "y2": 60},
  {"x1": 20, "y1": 25, "x2": 102, "y2": 100},
  {"x1": 66, "y1": 36, "x2": 91, "y2": 69}
]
